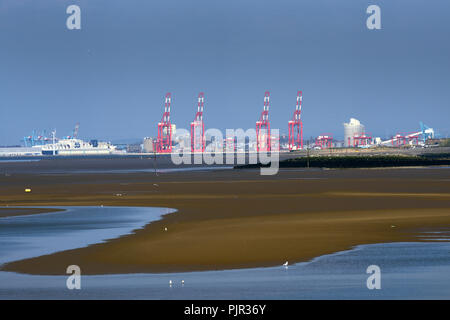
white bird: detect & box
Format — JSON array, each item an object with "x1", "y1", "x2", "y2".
[
  {"x1": 283, "y1": 261, "x2": 289, "y2": 268},
  {"x1": 169, "y1": 280, "x2": 172, "y2": 286},
  {"x1": 181, "y1": 280, "x2": 185, "y2": 285}
]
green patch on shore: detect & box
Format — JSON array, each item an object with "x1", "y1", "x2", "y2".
[
  {"x1": 235, "y1": 154, "x2": 450, "y2": 169},
  {"x1": 439, "y1": 139, "x2": 450, "y2": 147}
]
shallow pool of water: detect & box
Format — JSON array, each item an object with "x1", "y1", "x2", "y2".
[{"x1": 0, "y1": 206, "x2": 174, "y2": 264}]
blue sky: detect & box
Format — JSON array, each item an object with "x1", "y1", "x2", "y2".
[{"x1": 0, "y1": 0, "x2": 449, "y2": 145}]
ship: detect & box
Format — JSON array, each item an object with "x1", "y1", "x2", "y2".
[{"x1": 41, "y1": 138, "x2": 117, "y2": 155}]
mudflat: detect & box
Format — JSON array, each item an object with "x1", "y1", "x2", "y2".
[
  {"x1": 0, "y1": 207, "x2": 62, "y2": 218},
  {"x1": 0, "y1": 164, "x2": 449, "y2": 275}
]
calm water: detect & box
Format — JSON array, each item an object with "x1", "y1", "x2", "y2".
[
  {"x1": 0, "y1": 207, "x2": 449, "y2": 299},
  {"x1": 0, "y1": 206, "x2": 174, "y2": 264}
]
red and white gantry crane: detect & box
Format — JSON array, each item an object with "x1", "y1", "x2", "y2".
[
  {"x1": 288, "y1": 91, "x2": 303, "y2": 151},
  {"x1": 156, "y1": 93, "x2": 173, "y2": 153},
  {"x1": 191, "y1": 92, "x2": 205, "y2": 153},
  {"x1": 256, "y1": 91, "x2": 271, "y2": 152}
]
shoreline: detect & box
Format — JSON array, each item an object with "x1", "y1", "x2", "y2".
[
  {"x1": 0, "y1": 207, "x2": 62, "y2": 218},
  {"x1": 2, "y1": 241, "x2": 450, "y2": 300},
  {"x1": 0, "y1": 166, "x2": 449, "y2": 275},
  {"x1": 2, "y1": 207, "x2": 449, "y2": 275}
]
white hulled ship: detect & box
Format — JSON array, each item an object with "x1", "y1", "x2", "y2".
[{"x1": 41, "y1": 138, "x2": 116, "y2": 155}]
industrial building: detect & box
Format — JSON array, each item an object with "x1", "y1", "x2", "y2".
[
  {"x1": 143, "y1": 137, "x2": 155, "y2": 153},
  {"x1": 343, "y1": 118, "x2": 365, "y2": 147}
]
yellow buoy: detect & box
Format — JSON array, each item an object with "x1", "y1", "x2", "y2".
[{"x1": 25, "y1": 188, "x2": 32, "y2": 193}]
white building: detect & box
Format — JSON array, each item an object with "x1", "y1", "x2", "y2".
[{"x1": 343, "y1": 118, "x2": 365, "y2": 147}]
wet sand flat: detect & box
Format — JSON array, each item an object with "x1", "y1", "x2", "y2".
[{"x1": 0, "y1": 165, "x2": 449, "y2": 275}]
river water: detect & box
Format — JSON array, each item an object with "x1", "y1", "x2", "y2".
[{"x1": 0, "y1": 206, "x2": 449, "y2": 299}]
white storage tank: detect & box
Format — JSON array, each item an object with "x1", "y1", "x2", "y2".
[{"x1": 344, "y1": 118, "x2": 365, "y2": 147}]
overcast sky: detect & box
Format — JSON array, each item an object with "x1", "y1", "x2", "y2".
[{"x1": 0, "y1": 0, "x2": 449, "y2": 145}]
